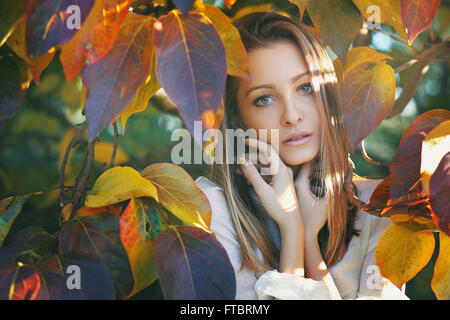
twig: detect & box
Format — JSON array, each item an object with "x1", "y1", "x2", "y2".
[
  {"x1": 110, "y1": 121, "x2": 119, "y2": 168},
  {"x1": 59, "y1": 122, "x2": 87, "y2": 207},
  {"x1": 68, "y1": 139, "x2": 96, "y2": 221},
  {"x1": 393, "y1": 40, "x2": 449, "y2": 73},
  {"x1": 368, "y1": 28, "x2": 421, "y2": 54},
  {"x1": 360, "y1": 140, "x2": 389, "y2": 167}
]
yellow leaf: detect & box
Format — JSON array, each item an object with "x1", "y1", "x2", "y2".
[
  {"x1": 432, "y1": 233, "x2": 450, "y2": 300},
  {"x1": 421, "y1": 120, "x2": 450, "y2": 196},
  {"x1": 375, "y1": 224, "x2": 435, "y2": 287},
  {"x1": 141, "y1": 163, "x2": 211, "y2": 231},
  {"x1": 85, "y1": 166, "x2": 159, "y2": 207},
  {"x1": 352, "y1": 0, "x2": 408, "y2": 41},
  {"x1": 231, "y1": 3, "x2": 273, "y2": 22},
  {"x1": 197, "y1": 4, "x2": 250, "y2": 78},
  {"x1": 120, "y1": 48, "x2": 160, "y2": 134},
  {"x1": 6, "y1": 17, "x2": 55, "y2": 84},
  {"x1": 94, "y1": 141, "x2": 129, "y2": 165},
  {"x1": 343, "y1": 46, "x2": 392, "y2": 76},
  {"x1": 333, "y1": 57, "x2": 344, "y2": 84}
]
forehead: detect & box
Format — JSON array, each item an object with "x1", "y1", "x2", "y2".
[{"x1": 244, "y1": 41, "x2": 308, "y2": 84}]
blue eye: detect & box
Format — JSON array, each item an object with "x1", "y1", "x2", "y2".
[
  {"x1": 298, "y1": 83, "x2": 313, "y2": 94},
  {"x1": 253, "y1": 94, "x2": 273, "y2": 107}
]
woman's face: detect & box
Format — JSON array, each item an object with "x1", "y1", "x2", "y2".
[{"x1": 236, "y1": 40, "x2": 322, "y2": 167}]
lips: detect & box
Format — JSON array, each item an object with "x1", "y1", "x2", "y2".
[{"x1": 282, "y1": 131, "x2": 312, "y2": 143}]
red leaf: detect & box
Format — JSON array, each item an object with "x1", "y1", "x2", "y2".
[
  {"x1": 430, "y1": 151, "x2": 450, "y2": 235},
  {"x1": 152, "y1": 11, "x2": 227, "y2": 142},
  {"x1": 389, "y1": 109, "x2": 450, "y2": 201},
  {"x1": 82, "y1": 13, "x2": 155, "y2": 142},
  {"x1": 59, "y1": 0, "x2": 131, "y2": 83},
  {"x1": 401, "y1": 0, "x2": 441, "y2": 44}
]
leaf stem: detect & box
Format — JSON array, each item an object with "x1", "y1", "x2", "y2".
[
  {"x1": 110, "y1": 121, "x2": 119, "y2": 168},
  {"x1": 360, "y1": 140, "x2": 389, "y2": 167},
  {"x1": 368, "y1": 28, "x2": 421, "y2": 54}
]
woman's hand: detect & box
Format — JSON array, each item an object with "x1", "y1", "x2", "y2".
[
  {"x1": 239, "y1": 138, "x2": 303, "y2": 232},
  {"x1": 294, "y1": 160, "x2": 328, "y2": 240}
]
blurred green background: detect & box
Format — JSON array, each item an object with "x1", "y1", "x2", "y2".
[{"x1": 0, "y1": 0, "x2": 448, "y2": 299}]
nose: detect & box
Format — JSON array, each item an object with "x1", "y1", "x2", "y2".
[{"x1": 281, "y1": 97, "x2": 303, "y2": 126}]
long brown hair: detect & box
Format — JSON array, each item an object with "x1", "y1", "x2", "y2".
[{"x1": 211, "y1": 12, "x2": 362, "y2": 273}]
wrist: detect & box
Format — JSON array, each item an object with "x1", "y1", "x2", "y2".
[
  {"x1": 304, "y1": 231, "x2": 319, "y2": 244},
  {"x1": 279, "y1": 211, "x2": 304, "y2": 235}
]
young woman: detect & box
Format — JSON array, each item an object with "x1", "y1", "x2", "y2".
[{"x1": 195, "y1": 12, "x2": 408, "y2": 300}]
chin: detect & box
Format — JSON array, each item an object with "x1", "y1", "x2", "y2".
[{"x1": 279, "y1": 148, "x2": 320, "y2": 166}]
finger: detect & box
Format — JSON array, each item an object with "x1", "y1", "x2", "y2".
[
  {"x1": 240, "y1": 159, "x2": 269, "y2": 195},
  {"x1": 244, "y1": 138, "x2": 283, "y2": 175}
]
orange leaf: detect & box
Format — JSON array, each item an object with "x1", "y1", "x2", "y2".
[{"x1": 59, "y1": 0, "x2": 131, "y2": 83}]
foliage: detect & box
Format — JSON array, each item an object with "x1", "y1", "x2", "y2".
[{"x1": 0, "y1": 0, "x2": 449, "y2": 299}]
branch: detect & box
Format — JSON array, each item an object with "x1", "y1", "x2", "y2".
[
  {"x1": 68, "y1": 138, "x2": 96, "y2": 221},
  {"x1": 59, "y1": 122, "x2": 87, "y2": 207},
  {"x1": 368, "y1": 28, "x2": 421, "y2": 54},
  {"x1": 394, "y1": 40, "x2": 450, "y2": 73},
  {"x1": 110, "y1": 121, "x2": 119, "y2": 168}
]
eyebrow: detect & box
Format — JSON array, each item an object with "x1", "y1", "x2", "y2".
[{"x1": 244, "y1": 71, "x2": 311, "y2": 97}]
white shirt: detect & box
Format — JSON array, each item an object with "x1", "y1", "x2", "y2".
[{"x1": 195, "y1": 176, "x2": 409, "y2": 300}]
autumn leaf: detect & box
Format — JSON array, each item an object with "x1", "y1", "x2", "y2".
[
  {"x1": 94, "y1": 141, "x2": 130, "y2": 165},
  {"x1": 5, "y1": 17, "x2": 55, "y2": 84},
  {"x1": 154, "y1": 225, "x2": 236, "y2": 299},
  {"x1": 352, "y1": 0, "x2": 408, "y2": 41},
  {"x1": 82, "y1": 13, "x2": 155, "y2": 142},
  {"x1": 389, "y1": 109, "x2": 450, "y2": 201},
  {"x1": 152, "y1": 10, "x2": 227, "y2": 142},
  {"x1": 119, "y1": 197, "x2": 167, "y2": 298},
  {"x1": 85, "y1": 166, "x2": 159, "y2": 207},
  {"x1": 0, "y1": 52, "x2": 32, "y2": 120},
  {"x1": 429, "y1": 151, "x2": 450, "y2": 236},
  {"x1": 59, "y1": 0, "x2": 131, "y2": 83},
  {"x1": 421, "y1": 120, "x2": 450, "y2": 196},
  {"x1": 141, "y1": 163, "x2": 211, "y2": 231},
  {"x1": 289, "y1": 0, "x2": 309, "y2": 21},
  {"x1": 0, "y1": 264, "x2": 41, "y2": 300},
  {"x1": 196, "y1": 3, "x2": 250, "y2": 78},
  {"x1": 23, "y1": 0, "x2": 96, "y2": 58},
  {"x1": 375, "y1": 224, "x2": 435, "y2": 288},
  {"x1": 431, "y1": 233, "x2": 450, "y2": 300},
  {"x1": 401, "y1": 0, "x2": 441, "y2": 44},
  {"x1": 0, "y1": 0, "x2": 25, "y2": 47},
  {"x1": 342, "y1": 46, "x2": 392, "y2": 76},
  {"x1": 119, "y1": 49, "x2": 161, "y2": 134},
  {"x1": 59, "y1": 211, "x2": 134, "y2": 299},
  {"x1": 341, "y1": 56, "x2": 395, "y2": 152},
  {"x1": 224, "y1": 0, "x2": 238, "y2": 10},
  {"x1": 307, "y1": 0, "x2": 361, "y2": 61},
  {"x1": 0, "y1": 195, "x2": 30, "y2": 246}
]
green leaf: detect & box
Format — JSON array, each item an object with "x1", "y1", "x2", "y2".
[
  {"x1": 307, "y1": 0, "x2": 361, "y2": 61},
  {"x1": 0, "y1": 195, "x2": 30, "y2": 247}
]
